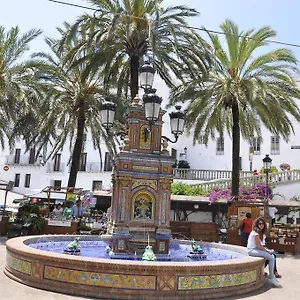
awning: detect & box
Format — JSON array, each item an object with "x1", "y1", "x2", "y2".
[{"x1": 27, "y1": 191, "x2": 67, "y2": 200}]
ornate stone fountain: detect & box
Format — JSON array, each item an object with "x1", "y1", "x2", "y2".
[{"x1": 110, "y1": 97, "x2": 174, "y2": 257}]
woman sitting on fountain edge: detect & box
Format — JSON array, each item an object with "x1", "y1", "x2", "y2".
[{"x1": 247, "y1": 217, "x2": 281, "y2": 288}]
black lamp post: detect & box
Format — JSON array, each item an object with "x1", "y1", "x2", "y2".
[
  {"x1": 100, "y1": 101, "x2": 117, "y2": 131},
  {"x1": 142, "y1": 88, "x2": 162, "y2": 122},
  {"x1": 162, "y1": 106, "x2": 185, "y2": 143},
  {"x1": 139, "y1": 61, "x2": 155, "y2": 91},
  {"x1": 263, "y1": 154, "x2": 272, "y2": 217}
]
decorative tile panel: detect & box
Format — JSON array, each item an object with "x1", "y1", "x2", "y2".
[
  {"x1": 178, "y1": 270, "x2": 257, "y2": 290},
  {"x1": 159, "y1": 241, "x2": 166, "y2": 252},
  {"x1": 44, "y1": 266, "x2": 156, "y2": 290},
  {"x1": 120, "y1": 188, "x2": 127, "y2": 221},
  {"x1": 133, "y1": 165, "x2": 158, "y2": 172},
  {"x1": 117, "y1": 239, "x2": 125, "y2": 250},
  {"x1": 6, "y1": 254, "x2": 31, "y2": 275},
  {"x1": 161, "y1": 192, "x2": 167, "y2": 224},
  {"x1": 132, "y1": 179, "x2": 157, "y2": 191}
]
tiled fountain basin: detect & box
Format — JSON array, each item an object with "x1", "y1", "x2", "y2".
[{"x1": 5, "y1": 235, "x2": 265, "y2": 300}]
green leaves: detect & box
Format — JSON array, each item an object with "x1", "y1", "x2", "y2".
[
  {"x1": 59, "y1": 0, "x2": 210, "y2": 98},
  {"x1": 171, "y1": 182, "x2": 206, "y2": 196},
  {"x1": 170, "y1": 19, "x2": 300, "y2": 197},
  {"x1": 0, "y1": 26, "x2": 41, "y2": 150}
]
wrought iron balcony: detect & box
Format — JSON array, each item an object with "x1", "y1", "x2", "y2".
[
  {"x1": 69, "y1": 162, "x2": 110, "y2": 173},
  {"x1": 46, "y1": 162, "x2": 65, "y2": 173},
  {"x1": 5, "y1": 155, "x2": 38, "y2": 166}
]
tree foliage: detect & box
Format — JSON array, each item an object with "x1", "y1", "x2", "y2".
[
  {"x1": 58, "y1": 0, "x2": 210, "y2": 99},
  {"x1": 17, "y1": 24, "x2": 127, "y2": 187},
  {"x1": 0, "y1": 25, "x2": 41, "y2": 149},
  {"x1": 170, "y1": 20, "x2": 300, "y2": 197}
]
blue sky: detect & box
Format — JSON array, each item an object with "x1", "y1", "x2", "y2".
[{"x1": 1, "y1": 0, "x2": 300, "y2": 59}]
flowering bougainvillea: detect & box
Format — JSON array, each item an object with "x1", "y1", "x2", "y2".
[{"x1": 208, "y1": 184, "x2": 272, "y2": 205}]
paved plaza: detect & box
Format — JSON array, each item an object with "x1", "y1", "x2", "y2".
[{"x1": 0, "y1": 236, "x2": 299, "y2": 300}]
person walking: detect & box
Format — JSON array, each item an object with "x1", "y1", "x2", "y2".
[
  {"x1": 247, "y1": 217, "x2": 281, "y2": 287},
  {"x1": 241, "y1": 213, "x2": 253, "y2": 247}
]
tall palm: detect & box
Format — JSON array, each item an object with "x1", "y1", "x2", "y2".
[
  {"x1": 27, "y1": 25, "x2": 127, "y2": 188},
  {"x1": 0, "y1": 25, "x2": 41, "y2": 149},
  {"x1": 170, "y1": 20, "x2": 300, "y2": 199},
  {"x1": 60, "y1": 0, "x2": 209, "y2": 99}
]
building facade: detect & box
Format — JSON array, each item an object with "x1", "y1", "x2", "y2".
[{"x1": 1, "y1": 79, "x2": 300, "y2": 196}]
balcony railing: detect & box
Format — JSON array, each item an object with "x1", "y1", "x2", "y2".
[
  {"x1": 173, "y1": 168, "x2": 253, "y2": 180},
  {"x1": 189, "y1": 169, "x2": 300, "y2": 193},
  {"x1": 78, "y1": 162, "x2": 102, "y2": 173},
  {"x1": 46, "y1": 162, "x2": 65, "y2": 173},
  {"x1": 5, "y1": 155, "x2": 38, "y2": 166}
]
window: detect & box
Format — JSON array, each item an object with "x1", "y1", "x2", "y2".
[
  {"x1": 252, "y1": 137, "x2": 261, "y2": 155},
  {"x1": 271, "y1": 136, "x2": 280, "y2": 155},
  {"x1": 171, "y1": 148, "x2": 177, "y2": 159},
  {"x1": 104, "y1": 152, "x2": 112, "y2": 171},
  {"x1": 216, "y1": 137, "x2": 224, "y2": 155},
  {"x1": 29, "y1": 148, "x2": 35, "y2": 164},
  {"x1": 53, "y1": 180, "x2": 62, "y2": 190},
  {"x1": 92, "y1": 181, "x2": 103, "y2": 191},
  {"x1": 14, "y1": 149, "x2": 21, "y2": 164},
  {"x1": 53, "y1": 154, "x2": 61, "y2": 171},
  {"x1": 14, "y1": 174, "x2": 20, "y2": 187},
  {"x1": 79, "y1": 153, "x2": 87, "y2": 171},
  {"x1": 24, "y1": 174, "x2": 31, "y2": 188}
]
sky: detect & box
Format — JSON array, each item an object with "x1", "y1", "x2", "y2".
[{"x1": 1, "y1": 0, "x2": 300, "y2": 60}]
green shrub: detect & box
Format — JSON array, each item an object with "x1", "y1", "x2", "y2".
[{"x1": 171, "y1": 182, "x2": 205, "y2": 196}]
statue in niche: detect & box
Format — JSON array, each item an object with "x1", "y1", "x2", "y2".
[
  {"x1": 140, "y1": 124, "x2": 151, "y2": 149},
  {"x1": 134, "y1": 198, "x2": 152, "y2": 220}
]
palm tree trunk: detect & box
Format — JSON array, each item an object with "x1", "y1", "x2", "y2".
[
  {"x1": 68, "y1": 105, "x2": 85, "y2": 188},
  {"x1": 130, "y1": 55, "x2": 139, "y2": 100},
  {"x1": 231, "y1": 103, "x2": 240, "y2": 198}
]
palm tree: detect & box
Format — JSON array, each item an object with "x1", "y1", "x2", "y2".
[
  {"x1": 26, "y1": 25, "x2": 127, "y2": 188},
  {"x1": 59, "y1": 0, "x2": 209, "y2": 99},
  {"x1": 170, "y1": 20, "x2": 300, "y2": 199},
  {"x1": 0, "y1": 25, "x2": 41, "y2": 149}
]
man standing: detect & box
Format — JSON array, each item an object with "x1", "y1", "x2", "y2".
[
  {"x1": 241, "y1": 213, "x2": 253, "y2": 247},
  {"x1": 71, "y1": 199, "x2": 83, "y2": 218}
]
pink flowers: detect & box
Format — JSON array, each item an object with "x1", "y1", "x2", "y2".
[{"x1": 208, "y1": 184, "x2": 272, "y2": 205}]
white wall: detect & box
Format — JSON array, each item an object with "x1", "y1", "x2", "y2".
[
  {"x1": 1, "y1": 78, "x2": 300, "y2": 197},
  {"x1": 171, "y1": 210, "x2": 212, "y2": 222},
  {"x1": 273, "y1": 182, "x2": 300, "y2": 201}
]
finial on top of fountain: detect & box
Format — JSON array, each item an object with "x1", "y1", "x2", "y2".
[
  {"x1": 142, "y1": 245, "x2": 157, "y2": 261},
  {"x1": 63, "y1": 237, "x2": 81, "y2": 255},
  {"x1": 187, "y1": 240, "x2": 207, "y2": 259}
]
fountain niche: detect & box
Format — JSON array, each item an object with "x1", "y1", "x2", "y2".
[{"x1": 5, "y1": 97, "x2": 265, "y2": 299}]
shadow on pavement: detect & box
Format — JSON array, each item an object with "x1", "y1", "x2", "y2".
[{"x1": 224, "y1": 281, "x2": 273, "y2": 300}]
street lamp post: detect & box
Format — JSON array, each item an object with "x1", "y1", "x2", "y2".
[
  {"x1": 100, "y1": 61, "x2": 185, "y2": 143},
  {"x1": 98, "y1": 60, "x2": 184, "y2": 256},
  {"x1": 262, "y1": 154, "x2": 272, "y2": 217}
]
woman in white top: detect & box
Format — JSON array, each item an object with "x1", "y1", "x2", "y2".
[
  {"x1": 247, "y1": 217, "x2": 281, "y2": 288},
  {"x1": 52, "y1": 203, "x2": 63, "y2": 217}
]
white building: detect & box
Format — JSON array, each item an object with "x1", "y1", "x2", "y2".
[{"x1": 1, "y1": 79, "x2": 300, "y2": 200}]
